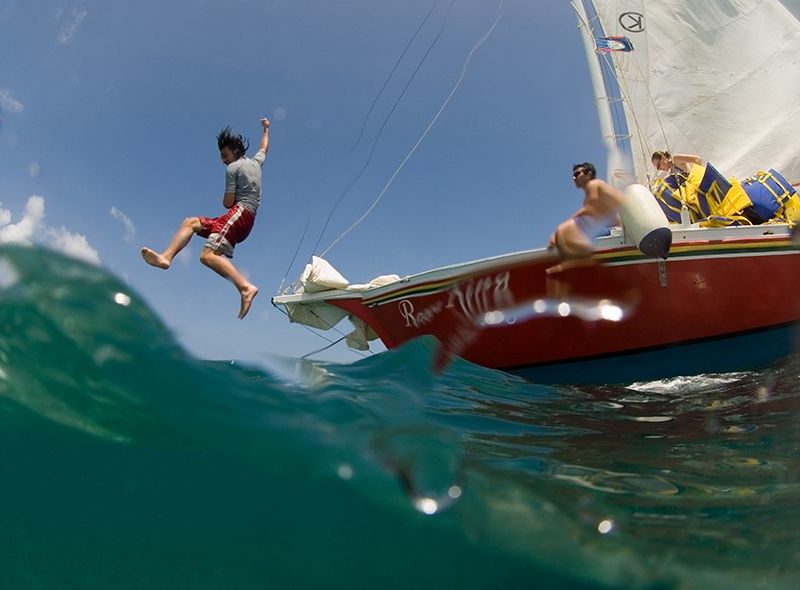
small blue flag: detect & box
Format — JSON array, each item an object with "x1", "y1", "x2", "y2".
[{"x1": 595, "y1": 36, "x2": 634, "y2": 52}]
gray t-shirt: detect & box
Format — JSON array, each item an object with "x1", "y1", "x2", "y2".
[{"x1": 225, "y1": 150, "x2": 266, "y2": 213}]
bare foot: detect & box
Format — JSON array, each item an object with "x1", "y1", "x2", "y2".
[
  {"x1": 545, "y1": 258, "x2": 597, "y2": 275},
  {"x1": 141, "y1": 247, "x2": 170, "y2": 270},
  {"x1": 238, "y1": 284, "x2": 259, "y2": 319}
]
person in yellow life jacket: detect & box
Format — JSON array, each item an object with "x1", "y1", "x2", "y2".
[
  {"x1": 652, "y1": 151, "x2": 692, "y2": 177},
  {"x1": 650, "y1": 151, "x2": 759, "y2": 226},
  {"x1": 649, "y1": 151, "x2": 698, "y2": 222}
]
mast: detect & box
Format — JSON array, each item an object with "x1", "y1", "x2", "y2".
[{"x1": 572, "y1": 1, "x2": 634, "y2": 188}]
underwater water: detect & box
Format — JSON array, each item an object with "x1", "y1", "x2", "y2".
[{"x1": 1, "y1": 245, "x2": 799, "y2": 589}]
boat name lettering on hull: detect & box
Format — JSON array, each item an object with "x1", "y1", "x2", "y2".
[
  {"x1": 398, "y1": 272, "x2": 514, "y2": 329},
  {"x1": 446, "y1": 271, "x2": 514, "y2": 317},
  {"x1": 399, "y1": 299, "x2": 444, "y2": 328}
]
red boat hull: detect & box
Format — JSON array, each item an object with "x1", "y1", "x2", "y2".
[{"x1": 325, "y1": 234, "x2": 800, "y2": 382}]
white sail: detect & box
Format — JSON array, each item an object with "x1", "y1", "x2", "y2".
[{"x1": 577, "y1": 0, "x2": 800, "y2": 185}]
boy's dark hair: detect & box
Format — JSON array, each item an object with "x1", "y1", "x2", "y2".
[
  {"x1": 217, "y1": 126, "x2": 249, "y2": 158},
  {"x1": 572, "y1": 162, "x2": 597, "y2": 179}
]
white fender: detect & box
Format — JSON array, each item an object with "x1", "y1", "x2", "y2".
[{"x1": 620, "y1": 184, "x2": 672, "y2": 258}]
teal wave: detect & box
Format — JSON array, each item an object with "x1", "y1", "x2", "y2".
[{"x1": 1, "y1": 245, "x2": 799, "y2": 589}]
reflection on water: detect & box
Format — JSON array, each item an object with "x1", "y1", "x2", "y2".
[
  {"x1": 437, "y1": 289, "x2": 637, "y2": 374},
  {"x1": 429, "y1": 359, "x2": 800, "y2": 579},
  {"x1": 480, "y1": 296, "x2": 629, "y2": 326}
]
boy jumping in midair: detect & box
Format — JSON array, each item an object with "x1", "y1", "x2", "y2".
[{"x1": 141, "y1": 118, "x2": 270, "y2": 319}]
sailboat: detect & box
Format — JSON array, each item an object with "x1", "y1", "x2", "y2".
[{"x1": 272, "y1": 1, "x2": 800, "y2": 384}]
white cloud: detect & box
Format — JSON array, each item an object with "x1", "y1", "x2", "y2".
[
  {"x1": 109, "y1": 206, "x2": 136, "y2": 242},
  {"x1": 0, "y1": 195, "x2": 101, "y2": 265},
  {"x1": 58, "y1": 8, "x2": 88, "y2": 45},
  {"x1": 0, "y1": 89, "x2": 23, "y2": 113},
  {"x1": 46, "y1": 226, "x2": 100, "y2": 265},
  {"x1": 0, "y1": 195, "x2": 44, "y2": 244}
]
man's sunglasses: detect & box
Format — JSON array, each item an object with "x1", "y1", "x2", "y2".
[{"x1": 573, "y1": 169, "x2": 588, "y2": 179}]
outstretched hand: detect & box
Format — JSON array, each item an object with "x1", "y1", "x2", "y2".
[{"x1": 258, "y1": 117, "x2": 271, "y2": 155}]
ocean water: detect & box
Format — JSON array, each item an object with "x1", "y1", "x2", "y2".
[{"x1": 1, "y1": 245, "x2": 799, "y2": 589}]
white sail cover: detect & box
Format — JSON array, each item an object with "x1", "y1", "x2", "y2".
[{"x1": 577, "y1": 0, "x2": 800, "y2": 185}]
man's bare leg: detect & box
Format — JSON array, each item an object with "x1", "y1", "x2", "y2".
[
  {"x1": 546, "y1": 219, "x2": 594, "y2": 274},
  {"x1": 199, "y1": 248, "x2": 259, "y2": 319},
  {"x1": 141, "y1": 217, "x2": 201, "y2": 270},
  {"x1": 546, "y1": 258, "x2": 598, "y2": 275}
]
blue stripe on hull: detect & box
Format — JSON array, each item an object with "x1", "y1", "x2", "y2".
[{"x1": 504, "y1": 323, "x2": 800, "y2": 385}]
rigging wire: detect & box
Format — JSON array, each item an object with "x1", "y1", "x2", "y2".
[
  {"x1": 271, "y1": 302, "x2": 372, "y2": 359},
  {"x1": 270, "y1": 0, "x2": 456, "y2": 355},
  {"x1": 350, "y1": 0, "x2": 441, "y2": 153},
  {"x1": 300, "y1": 334, "x2": 348, "y2": 360},
  {"x1": 310, "y1": 0, "x2": 458, "y2": 258},
  {"x1": 274, "y1": 0, "x2": 505, "y2": 360},
  {"x1": 276, "y1": 214, "x2": 311, "y2": 295},
  {"x1": 320, "y1": 0, "x2": 505, "y2": 258},
  {"x1": 277, "y1": 2, "x2": 445, "y2": 294},
  {"x1": 598, "y1": 50, "x2": 653, "y2": 177},
  {"x1": 610, "y1": 49, "x2": 673, "y2": 182}
]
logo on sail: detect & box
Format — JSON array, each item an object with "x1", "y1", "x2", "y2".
[
  {"x1": 595, "y1": 36, "x2": 634, "y2": 53},
  {"x1": 619, "y1": 12, "x2": 645, "y2": 33}
]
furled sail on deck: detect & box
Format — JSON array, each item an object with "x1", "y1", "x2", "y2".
[{"x1": 574, "y1": 0, "x2": 800, "y2": 186}]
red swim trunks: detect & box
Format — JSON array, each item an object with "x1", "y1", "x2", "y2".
[{"x1": 198, "y1": 204, "x2": 255, "y2": 258}]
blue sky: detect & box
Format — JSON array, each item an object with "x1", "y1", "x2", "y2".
[{"x1": 0, "y1": 0, "x2": 605, "y2": 364}]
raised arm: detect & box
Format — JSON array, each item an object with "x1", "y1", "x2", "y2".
[
  {"x1": 259, "y1": 117, "x2": 270, "y2": 156},
  {"x1": 673, "y1": 153, "x2": 703, "y2": 169}
]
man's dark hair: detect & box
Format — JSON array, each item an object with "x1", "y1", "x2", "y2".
[
  {"x1": 217, "y1": 126, "x2": 249, "y2": 158},
  {"x1": 572, "y1": 162, "x2": 597, "y2": 179}
]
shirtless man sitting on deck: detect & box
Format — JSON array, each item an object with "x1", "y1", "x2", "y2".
[{"x1": 546, "y1": 162, "x2": 624, "y2": 274}]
